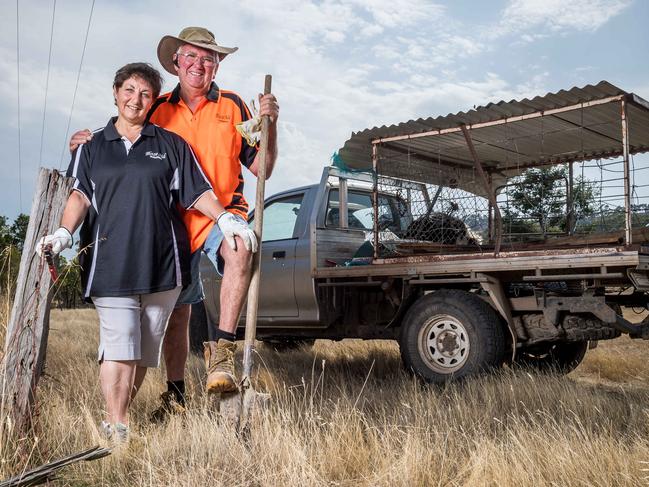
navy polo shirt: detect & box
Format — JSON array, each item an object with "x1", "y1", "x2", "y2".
[{"x1": 67, "y1": 117, "x2": 212, "y2": 299}]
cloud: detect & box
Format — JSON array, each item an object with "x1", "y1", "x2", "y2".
[
  {"x1": 349, "y1": 0, "x2": 446, "y2": 28},
  {"x1": 494, "y1": 0, "x2": 631, "y2": 38}
]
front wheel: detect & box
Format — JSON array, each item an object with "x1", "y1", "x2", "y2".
[{"x1": 399, "y1": 289, "x2": 505, "y2": 383}]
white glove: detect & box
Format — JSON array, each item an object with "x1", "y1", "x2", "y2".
[
  {"x1": 235, "y1": 99, "x2": 261, "y2": 147},
  {"x1": 235, "y1": 115, "x2": 261, "y2": 147},
  {"x1": 36, "y1": 227, "x2": 73, "y2": 257},
  {"x1": 216, "y1": 212, "x2": 258, "y2": 253}
]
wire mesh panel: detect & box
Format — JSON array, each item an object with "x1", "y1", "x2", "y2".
[
  {"x1": 374, "y1": 173, "x2": 491, "y2": 256},
  {"x1": 497, "y1": 156, "x2": 649, "y2": 242}
]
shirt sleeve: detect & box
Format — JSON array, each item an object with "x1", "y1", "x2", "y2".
[
  {"x1": 173, "y1": 137, "x2": 213, "y2": 209},
  {"x1": 238, "y1": 99, "x2": 259, "y2": 168},
  {"x1": 66, "y1": 143, "x2": 93, "y2": 204}
]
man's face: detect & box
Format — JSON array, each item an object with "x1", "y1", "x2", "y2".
[{"x1": 174, "y1": 44, "x2": 219, "y2": 93}]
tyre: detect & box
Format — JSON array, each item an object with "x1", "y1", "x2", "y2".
[
  {"x1": 189, "y1": 301, "x2": 209, "y2": 355},
  {"x1": 260, "y1": 339, "x2": 315, "y2": 352},
  {"x1": 399, "y1": 289, "x2": 505, "y2": 383},
  {"x1": 515, "y1": 341, "x2": 588, "y2": 374}
]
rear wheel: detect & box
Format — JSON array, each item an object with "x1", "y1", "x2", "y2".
[
  {"x1": 516, "y1": 341, "x2": 588, "y2": 374},
  {"x1": 399, "y1": 289, "x2": 505, "y2": 383}
]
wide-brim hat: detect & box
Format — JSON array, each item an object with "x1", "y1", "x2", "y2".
[{"x1": 157, "y1": 26, "x2": 238, "y2": 75}]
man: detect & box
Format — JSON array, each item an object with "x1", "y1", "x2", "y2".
[{"x1": 71, "y1": 27, "x2": 279, "y2": 420}]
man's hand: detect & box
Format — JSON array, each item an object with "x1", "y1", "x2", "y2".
[
  {"x1": 36, "y1": 228, "x2": 73, "y2": 257},
  {"x1": 248, "y1": 93, "x2": 279, "y2": 178},
  {"x1": 258, "y1": 93, "x2": 279, "y2": 124},
  {"x1": 69, "y1": 129, "x2": 93, "y2": 154},
  {"x1": 216, "y1": 212, "x2": 258, "y2": 253}
]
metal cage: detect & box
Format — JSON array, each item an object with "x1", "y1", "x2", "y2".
[{"x1": 334, "y1": 82, "x2": 649, "y2": 259}]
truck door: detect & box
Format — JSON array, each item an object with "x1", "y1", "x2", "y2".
[{"x1": 255, "y1": 193, "x2": 304, "y2": 317}]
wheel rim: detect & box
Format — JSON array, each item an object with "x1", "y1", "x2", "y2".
[{"x1": 417, "y1": 314, "x2": 470, "y2": 373}]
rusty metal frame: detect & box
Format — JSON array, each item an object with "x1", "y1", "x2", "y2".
[
  {"x1": 363, "y1": 91, "x2": 644, "y2": 259},
  {"x1": 370, "y1": 95, "x2": 625, "y2": 145},
  {"x1": 566, "y1": 162, "x2": 574, "y2": 235},
  {"x1": 310, "y1": 167, "x2": 330, "y2": 277},
  {"x1": 339, "y1": 175, "x2": 348, "y2": 229},
  {"x1": 621, "y1": 98, "x2": 632, "y2": 245},
  {"x1": 316, "y1": 248, "x2": 640, "y2": 278},
  {"x1": 460, "y1": 124, "x2": 503, "y2": 255},
  {"x1": 372, "y1": 143, "x2": 379, "y2": 260}
]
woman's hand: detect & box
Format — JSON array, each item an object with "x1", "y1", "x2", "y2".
[
  {"x1": 36, "y1": 228, "x2": 73, "y2": 256},
  {"x1": 37, "y1": 190, "x2": 91, "y2": 256}
]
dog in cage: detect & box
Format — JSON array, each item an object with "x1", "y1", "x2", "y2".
[{"x1": 403, "y1": 201, "x2": 481, "y2": 246}]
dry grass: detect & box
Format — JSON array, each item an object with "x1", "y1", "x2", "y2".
[
  {"x1": 2, "y1": 307, "x2": 649, "y2": 486},
  {"x1": 0, "y1": 294, "x2": 6, "y2": 366}
]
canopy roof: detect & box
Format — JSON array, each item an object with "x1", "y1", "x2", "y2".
[{"x1": 336, "y1": 81, "x2": 649, "y2": 197}]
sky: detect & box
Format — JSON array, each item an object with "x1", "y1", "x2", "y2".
[{"x1": 0, "y1": 0, "x2": 647, "y2": 221}]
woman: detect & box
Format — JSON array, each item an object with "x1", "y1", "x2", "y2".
[{"x1": 36, "y1": 63, "x2": 255, "y2": 443}]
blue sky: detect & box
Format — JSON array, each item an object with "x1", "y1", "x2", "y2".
[{"x1": 0, "y1": 0, "x2": 647, "y2": 220}]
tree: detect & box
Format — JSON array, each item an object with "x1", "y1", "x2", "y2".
[
  {"x1": 0, "y1": 215, "x2": 12, "y2": 248},
  {"x1": 501, "y1": 207, "x2": 539, "y2": 236},
  {"x1": 0, "y1": 219, "x2": 21, "y2": 297},
  {"x1": 9, "y1": 214, "x2": 29, "y2": 250},
  {"x1": 504, "y1": 165, "x2": 598, "y2": 237},
  {"x1": 0, "y1": 214, "x2": 27, "y2": 296},
  {"x1": 0, "y1": 213, "x2": 84, "y2": 308}
]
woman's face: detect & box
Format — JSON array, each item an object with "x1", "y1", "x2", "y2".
[{"x1": 113, "y1": 75, "x2": 154, "y2": 125}]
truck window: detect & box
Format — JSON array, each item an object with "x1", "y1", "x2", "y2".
[
  {"x1": 254, "y1": 194, "x2": 304, "y2": 242},
  {"x1": 327, "y1": 189, "x2": 409, "y2": 232}
]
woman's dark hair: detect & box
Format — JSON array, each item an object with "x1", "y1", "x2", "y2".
[{"x1": 113, "y1": 62, "x2": 163, "y2": 99}]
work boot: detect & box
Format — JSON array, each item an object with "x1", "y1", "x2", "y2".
[
  {"x1": 149, "y1": 390, "x2": 187, "y2": 423},
  {"x1": 204, "y1": 339, "x2": 239, "y2": 394}
]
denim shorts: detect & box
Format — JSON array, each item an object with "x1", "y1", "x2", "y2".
[
  {"x1": 176, "y1": 215, "x2": 246, "y2": 305},
  {"x1": 176, "y1": 249, "x2": 205, "y2": 306}
]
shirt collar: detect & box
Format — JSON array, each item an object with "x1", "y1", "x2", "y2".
[
  {"x1": 103, "y1": 117, "x2": 155, "y2": 141},
  {"x1": 168, "y1": 82, "x2": 220, "y2": 104},
  {"x1": 206, "y1": 82, "x2": 220, "y2": 101}
]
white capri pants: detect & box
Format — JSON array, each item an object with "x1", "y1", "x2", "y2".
[{"x1": 92, "y1": 287, "x2": 181, "y2": 368}]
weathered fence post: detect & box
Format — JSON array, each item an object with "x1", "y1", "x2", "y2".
[{"x1": 0, "y1": 168, "x2": 73, "y2": 444}]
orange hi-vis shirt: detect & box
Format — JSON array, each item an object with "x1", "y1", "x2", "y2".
[{"x1": 148, "y1": 82, "x2": 258, "y2": 252}]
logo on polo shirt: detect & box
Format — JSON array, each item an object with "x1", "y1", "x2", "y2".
[
  {"x1": 145, "y1": 151, "x2": 167, "y2": 160},
  {"x1": 216, "y1": 114, "x2": 231, "y2": 122}
]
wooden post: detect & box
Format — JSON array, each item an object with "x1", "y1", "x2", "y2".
[
  {"x1": 241, "y1": 74, "x2": 272, "y2": 381},
  {"x1": 0, "y1": 168, "x2": 73, "y2": 444},
  {"x1": 219, "y1": 76, "x2": 273, "y2": 430}
]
